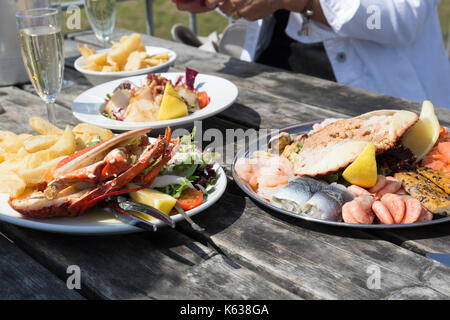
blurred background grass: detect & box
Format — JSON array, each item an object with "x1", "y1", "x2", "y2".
[
  {"x1": 64, "y1": 0, "x2": 449, "y2": 50},
  {"x1": 63, "y1": 0, "x2": 229, "y2": 38}
]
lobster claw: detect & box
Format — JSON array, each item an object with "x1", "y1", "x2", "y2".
[{"x1": 9, "y1": 127, "x2": 178, "y2": 218}]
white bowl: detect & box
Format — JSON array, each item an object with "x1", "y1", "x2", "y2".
[{"x1": 74, "y1": 46, "x2": 177, "y2": 85}]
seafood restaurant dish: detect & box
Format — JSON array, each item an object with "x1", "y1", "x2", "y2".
[
  {"x1": 1, "y1": 119, "x2": 219, "y2": 228},
  {"x1": 102, "y1": 68, "x2": 210, "y2": 122},
  {"x1": 234, "y1": 101, "x2": 450, "y2": 226}
]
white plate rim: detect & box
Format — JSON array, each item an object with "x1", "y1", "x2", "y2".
[
  {"x1": 71, "y1": 72, "x2": 238, "y2": 131},
  {"x1": 74, "y1": 46, "x2": 177, "y2": 77},
  {"x1": 0, "y1": 165, "x2": 227, "y2": 236},
  {"x1": 232, "y1": 120, "x2": 450, "y2": 229}
]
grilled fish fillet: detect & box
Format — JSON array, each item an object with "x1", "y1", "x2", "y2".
[
  {"x1": 294, "y1": 110, "x2": 418, "y2": 176},
  {"x1": 394, "y1": 172, "x2": 450, "y2": 216},
  {"x1": 417, "y1": 167, "x2": 450, "y2": 194}
]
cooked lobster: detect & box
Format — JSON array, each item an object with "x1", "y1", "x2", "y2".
[{"x1": 9, "y1": 127, "x2": 179, "y2": 218}]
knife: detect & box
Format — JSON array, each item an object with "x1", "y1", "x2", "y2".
[
  {"x1": 104, "y1": 197, "x2": 226, "y2": 257},
  {"x1": 174, "y1": 203, "x2": 205, "y2": 232},
  {"x1": 116, "y1": 196, "x2": 176, "y2": 228},
  {"x1": 103, "y1": 200, "x2": 159, "y2": 232}
]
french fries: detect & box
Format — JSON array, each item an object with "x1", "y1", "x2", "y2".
[
  {"x1": 72, "y1": 123, "x2": 114, "y2": 142},
  {"x1": 0, "y1": 131, "x2": 32, "y2": 153},
  {"x1": 23, "y1": 135, "x2": 60, "y2": 153},
  {"x1": 29, "y1": 117, "x2": 64, "y2": 135},
  {"x1": 0, "y1": 168, "x2": 26, "y2": 198},
  {"x1": 18, "y1": 156, "x2": 66, "y2": 186},
  {"x1": 0, "y1": 118, "x2": 114, "y2": 197},
  {"x1": 77, "y1": 33, "x2": 170, "y2": 72}
]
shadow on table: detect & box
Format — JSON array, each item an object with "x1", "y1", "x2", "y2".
[
  {"x1": 174, "y1": 183, "x2": 246, "y2": 252},
  {"x1": 217, "y1": 102, "x2": 262, "y2": 129},
  {"x1": 370, "y1": 220, "x2": 450, "y2": 242},
  {"x1": 217, "y1": 57, "x2": 293, "y2": 79},
  {"x1": 250, "y1": 198, "x2": 380, "y2": 241}
]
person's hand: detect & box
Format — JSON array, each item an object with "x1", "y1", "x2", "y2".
[
  {"x1": 205, "y1": 0, "x2": 289, "y2": 21},
  {"x1": 172, "y1": 0, "x2": 215, "y2": 14}
]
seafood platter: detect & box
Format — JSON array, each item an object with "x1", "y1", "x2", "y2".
[
  {"x1": 233, "y1": 101, "x2": 450, "y2": 228},
  {"x1": 72, "y1": 68, "x2": 238, "y2": 131},
  {"x1": 0, "y1": 118, "x2": 226, "y2": 235}
]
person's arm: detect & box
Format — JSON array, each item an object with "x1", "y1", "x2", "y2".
[
  {"x1": 204, "y1": 0, "x2": 329, "y2": 23},
  {"x1": 283, "y1": 0, "x2": 329, "y2": 26},
  {"x1": 173, "y1": 0, "x2": 214, "y2": 14},
  {"x1": 318, "y1": 0, "x2": 439, "y2": 46}
]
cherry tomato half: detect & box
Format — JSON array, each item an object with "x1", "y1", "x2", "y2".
[
  {"x1": 177, "y1": 188, "x2": 204, "y2": 210},
  {"x1": 197, "y1": 91, "x2": 210, "y2": 109}
]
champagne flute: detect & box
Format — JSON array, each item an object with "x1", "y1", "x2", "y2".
[
  {"x1": 84, "y1": 0, "x2": 116, "y2": 47},
  {"x1": 16, "y1": 8, "x2": 64, "y2": 125}
]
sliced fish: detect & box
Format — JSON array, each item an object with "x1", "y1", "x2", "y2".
[
  {"x1": 271, "y1": 179, "x2": 315, "y2": 213},
  {"x1": 305, "y1": 190, "x2": 343, "y2": 221},
  {"x1": 270, "y1": 177, "x2": 354, "y2": 221}
]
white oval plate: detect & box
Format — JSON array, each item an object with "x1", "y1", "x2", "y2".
[
  {"x1": 0, "y1": 163, "x2": 227, "y2": 235},
  {"x1": 74, "y1": 46, "x2": 177, "y2": 85},
  {"x1": 72, "y1": 73, "x2": 238, "y2": 131}
]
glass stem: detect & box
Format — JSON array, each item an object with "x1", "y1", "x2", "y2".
[{"x1": 46, "y1": 101, "x2": 57, "y2": 126}]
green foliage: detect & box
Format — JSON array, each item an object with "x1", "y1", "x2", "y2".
[
  {"x1": 439, "y1": 0, "x2": 449, "y2": 49},
  {"x1": 62, "y1": 0, "x2": 228, "y2": 39}
]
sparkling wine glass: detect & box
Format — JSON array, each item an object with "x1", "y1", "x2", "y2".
[
  {"x1": 16, "y1": 8, "x2": 64, "y2": 125},
  {"x1": 84, "y1": 0, "x2": 116, "y2": 47}
]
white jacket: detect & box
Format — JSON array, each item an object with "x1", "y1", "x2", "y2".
[{"x1": 240, "y1": 0, "x2": 450, "y2": 109}]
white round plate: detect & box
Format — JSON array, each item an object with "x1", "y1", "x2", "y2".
[
  {"x1": 74, "y1": 46, "x2": 177, "y2": 85},
  {"x1": 233, "y1": 121, "x2": 450, "y2": 229},
  {"x1": 72, "y1": 73, "x2": 238, "y2": 131},
  {"x1": 0, "y1": 164, "x2": 227, "y2": 235}
]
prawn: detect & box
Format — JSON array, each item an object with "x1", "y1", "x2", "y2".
[
  {"x1": 342, "y1": 196, "x2": 375, "y2": 224},
  {"x1": 235, "y1": 154, "x2": 294, "y2": 192},
  {"x1": 372, "y1": 201, "x2": 395, "y2": 225},
  {"x1": 376, "y1": 176, "x2": 401, "y2": 197},
  {"x1": 347, "y1": 185, "x2": 371, "y2": 197},
  {"x1": 380, "y1": 193, "x2": 405, "y2": 224},
  {"x1": 368, "y1": 175, "x2": 387, "y2": 193}
]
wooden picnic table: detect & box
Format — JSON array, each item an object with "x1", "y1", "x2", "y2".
[{"x1": 1, "y1": 29, "x2": 450, "y2": 300}]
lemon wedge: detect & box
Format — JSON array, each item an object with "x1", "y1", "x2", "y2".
[
  {"x1": 157, "y1": 83, "x2": 188, "y2": 121},
  {"x1": 401, "y1": 100, "x2": 440, "y2": 161},
  {"x1": 342, "y1": 142, "x2": 377, "y2": 188},
  {"x1": 127, "y1": 183, "x2": 177, "y2": 216}
]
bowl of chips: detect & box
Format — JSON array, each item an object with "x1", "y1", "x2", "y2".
[{"x1": 74, "y1": 33, "x2": 176, "y2": 85}]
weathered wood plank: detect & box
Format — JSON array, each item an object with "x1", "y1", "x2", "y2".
[
  {"x1": 178, "y1": 192, "x2": 450, "y2": 299},
  {"x1": 371, "y1": 223, "x2": 450, "y2": 256},
  {"x1": 0, "y1": 86, "x2": 79, "y2": 133},
  {"x1": 0, "y1": 233, "x2": 83, "y2": 299},
  {"x1": 0, "y1": 223, "x2": 299, "y2": 300}
]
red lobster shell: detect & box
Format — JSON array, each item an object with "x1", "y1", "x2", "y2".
[{"x1": 9, "y1": 127, "x2": 178, "y2": 218}]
